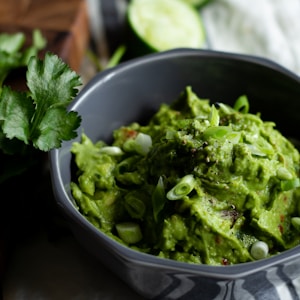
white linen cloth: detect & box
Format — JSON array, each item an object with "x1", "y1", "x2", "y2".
[{"x1": 201, "y1": 0, "x2": 300, "y2": 76}]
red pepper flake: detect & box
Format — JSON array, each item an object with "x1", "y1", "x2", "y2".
[
  {"x1": 123, "y1": 128, "x2": 137, "y2": 139},
  {"x1": 222, "y1": 258, "x2": 229, "y2": 265},
  {"x1": 278, "y1": 224, "x2": 283, "y2": 234},
  {"x1": 280, "y1": 214, "x2": 285, "y2": 223}
]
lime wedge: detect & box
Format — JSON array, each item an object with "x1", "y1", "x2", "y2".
[{"x1": 126, "y1": 0, "x2": 206, "y2": 57}]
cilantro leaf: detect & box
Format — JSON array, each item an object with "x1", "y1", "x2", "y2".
[
  {"x1": 0, "y1": 30, "x2": 81, "y2": 184},
  {"x1": 34, "y1": 107, "x2": 81, "y2": 151},
  {"x1": 27, "y1": 52, "x2": 82, "y2": 150},
  {"x1": 27, "y1": 51, "x2": 81, "y2": 107},
  {"x1": 0, "y1": 86, "x2": 34, "y2": 144},
  {"x1": 0, "y1": 52, "x2": 82, "y2": 152}
]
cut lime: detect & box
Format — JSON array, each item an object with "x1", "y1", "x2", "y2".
[{"x1": 126, "y1": 0, "x2": 206, "y2": 57}]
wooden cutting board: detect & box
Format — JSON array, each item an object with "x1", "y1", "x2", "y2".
[{"x1": 0, "y1": 0, "x2": 90, "y2": 72}]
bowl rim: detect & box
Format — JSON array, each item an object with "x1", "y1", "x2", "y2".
[{"x1": 49, "y1": 48, "x2": 300, "y2": 279}]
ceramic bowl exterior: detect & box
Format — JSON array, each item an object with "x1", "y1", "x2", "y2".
[{"x1": 49, "y1": 49, "x2": 300, "y2": 299}]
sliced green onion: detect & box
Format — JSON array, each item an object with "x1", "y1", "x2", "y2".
[
  {"x1": 276, "y1": 167, "x2": 293, "y2": 180},
  {"x1": 245, "y1": 144, "x2": 267, "y2": 157},
  {"x1": 291, "y1": 217, "x2": 300, "y2": 232},
  {"x1": 152, "y1": 176, "x2": 166, "y2": 222},
  {"x1": 209, "y1": 104, "x2": 219, "y2": 126},
  {"x1": 99, "y1": 146, "x2": 124, "y2": 156},
  {"x1": 116, "y1": 156, "x2": 137, "y2": 175},
  {"x1": 115, "y1": 156, "x2": 143, "y2": 185},
  {"x1": 116, "y1": 222, "x2": 142, "y2": 244},
  {"x1": 218, "y1": 102, "x2": 233, "y2": 114},
  {"x1": 233, "y1": 95, "x2": 249, "y2": 114},
  {"x1": 250, "y1": 241, "x2": 269, "y2": 260},
  {"x1": 281, "y1": 178, "x2": 300, "y2": 191},
  {"x1": 225, "y1": 131, "x2": 241, "y2": 144},
  {"x1": 203, "y1": 126, "x2": 232, "y2": 140},
  {"x1": 124, "y1": 192, "x2": 146, "y2": 219},
  {"x1": 167, "y1": 174, "x2": 195, "y2": 200},
  {"x1": 123, "y1": 132, "x2": 152, "y2": 156},
  {"x1": 135, "y1": 132, "x2": 152, "y2": 155},
  {"x1": 106, "y1": 44, "x2": 127, "y2": 69}
]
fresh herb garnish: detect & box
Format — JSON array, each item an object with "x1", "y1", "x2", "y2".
[
  {"x1": 0, "y1": 29, "x2": 46, "y2": 87},
  {"x1": 0, "y1": 30, "x2": 82, "y2": 182},
  {"x1": 0, "y1": 53, "x2": 82, "y2": 152}
]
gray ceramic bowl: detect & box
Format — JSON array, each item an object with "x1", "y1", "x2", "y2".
[{"x1": 49, "y1": 49, "x2": 300, "y2": 299}]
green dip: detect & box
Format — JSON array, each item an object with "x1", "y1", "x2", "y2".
[{"x1": 70, "y1": 86, "x2": 300, "y2": 265}]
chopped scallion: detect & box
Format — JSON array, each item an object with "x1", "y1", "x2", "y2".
[
  {"x1": 217, "y1": 102, "x2": 233, "y2": 114},
  {"x1": 281, "y1": 178, "x2": 300, "y2": 191},
  {"x1": 233, "y1": 95, "x2": 249, "y2": 114},
  {"x1": 123, "y1": 132, "x2": 152, "y2": 155},
  {"x1": 209, "y1": 104, "x2": 219, "y2": 126},
  {"x1": 245, "y1": 144, "x2": 268, "y2": 157},
  {"x1": 106, "y1": 44, "x2": 126, "y2": 69},
  {"x1": 116, "y1": 222, "x2": 142, "y2": 244},
  {"x1": 203, "y1": 126, "x2": 232, "y2": 140},
  {"x1": 250, "y1": 241, "x2": 269, "y2": 260},
  {"x1": 116, "y1": 157, "x2": 136, "y2": 175},
  {"x1": 276, "y1": 167, "x2": 293, "y2": 180},
  {"x1": 152, "y1": 176, "x2": 166, "y2": 222},
  {"x1": 124, "y1": 192, "x2": 146, "y2": 219},
  {"x1": 99, "y1": 146, "x2": 124, "y2": 156},
  {"x1": 291, "y1": 217, "x2": 300, "y2": 232},
  {"x1": 167, "y1": 174, "x2": 195, "y2": 200},
  {"x1": 135, "y1": 132, "x2": 152, "y2": 155},
  {"x1": 225, "y1": 131, "x2": 241, "y2": 144}
]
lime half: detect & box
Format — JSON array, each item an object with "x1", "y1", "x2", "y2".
[{"x1": 126, "y1": 0, "x2": 206, "y2": 56}]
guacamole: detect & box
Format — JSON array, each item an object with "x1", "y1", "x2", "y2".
[{"x1": 70, "y1": 86, "x2": 300, "y2": 265}]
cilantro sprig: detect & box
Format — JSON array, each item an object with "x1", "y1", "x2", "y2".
[
  {"x1": 0, "y1": 31, "x2": 82, "y2": 183},
  {"x1": 0, "y1": 53, "x2": 82, "y2": 152}
]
